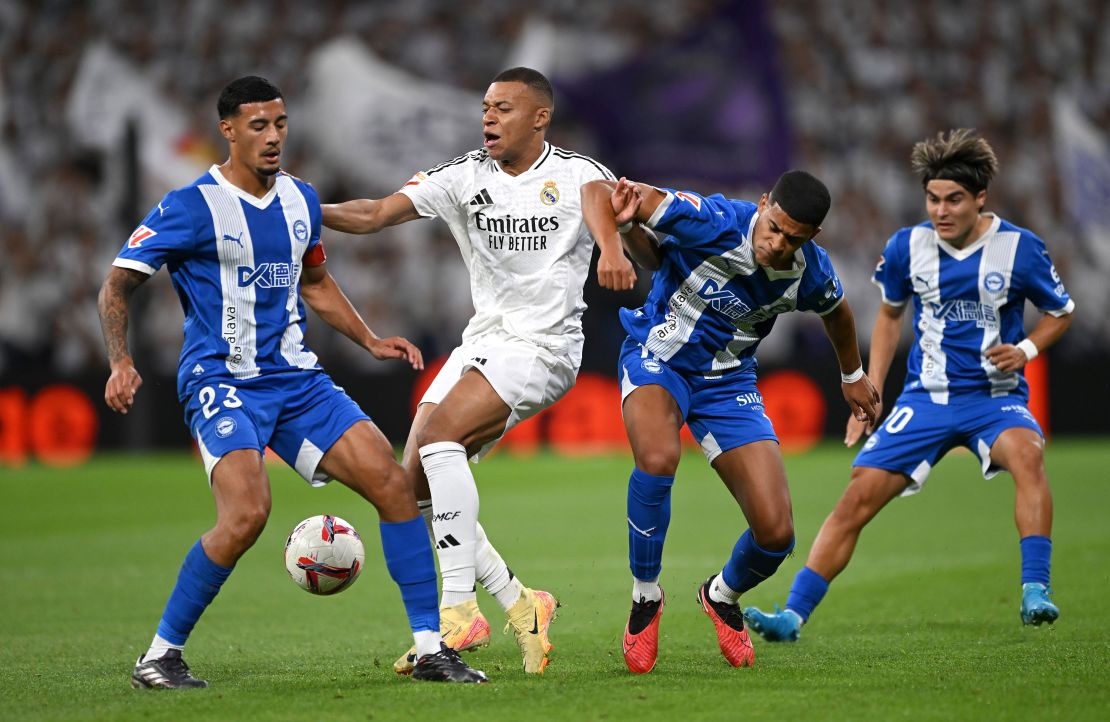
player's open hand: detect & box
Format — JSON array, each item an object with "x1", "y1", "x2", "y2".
[
  {"x1": 367, "y1": 336, "x2": 424, "y2": 370},
  {"x1": 985, "y1": 343, "x2": 1027, "y2": 373},
  {"x1": 105, "y1": 362, "x2": 142, "y2": 414},
  {"x1": 598, "y1": 249, "x2": 636, "y2": 291},
  {"x1": 611, "y1": 177, "x2": 642, "y2": 228},
  {"x1": 842, "y1": 375, "x2": 880, "y2": 443}
]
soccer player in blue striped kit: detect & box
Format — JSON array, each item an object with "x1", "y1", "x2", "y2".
[
  {"x1": 582, "y1": 171, "x2": 880, "y2": 673},
  {"x1": 98, "y1": 76, "x2": 485, "y2": 687},
  {"x1": 745, "y1": 129, "x2": 1074, "y2": 643}
]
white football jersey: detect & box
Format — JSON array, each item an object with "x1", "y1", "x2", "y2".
[{"x1": 399, "y1": 142, "x2": 615, "y2": 364}]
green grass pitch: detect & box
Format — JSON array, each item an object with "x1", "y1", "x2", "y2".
[{"x1": 3, "y1": 440, "x2": 1108, "y2": 721}]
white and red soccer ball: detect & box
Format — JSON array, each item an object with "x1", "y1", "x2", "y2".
[{"x1": 284, "y1": 515, "x2": 365, "y2": 595}]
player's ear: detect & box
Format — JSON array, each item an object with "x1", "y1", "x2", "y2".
[
  {"x1": 534, "y1": 106, "x2": 551, "y2": 132},
  {"x1": 975, "y1": 189, "x2": 987, "y2": 211},
  {"x1": 809, "y1": 226, "x2": 822, "y2": 241},
  {"x1": 218, "y1": 118, "x2": 234, "y2": 143},
  {"x1": 756, "y1": 193, "x2": 769, "y2": 213}
]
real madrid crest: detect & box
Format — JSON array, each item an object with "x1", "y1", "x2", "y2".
[{"x1": 540, "y1": 179, "x2": 559, "y2": 206}]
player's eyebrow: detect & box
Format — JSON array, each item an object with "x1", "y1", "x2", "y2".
[{"x1": 769, "y1": 219, "x2": 804, "y2": 244}]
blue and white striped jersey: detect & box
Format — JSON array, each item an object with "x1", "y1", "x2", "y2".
[
  {"x1": 873, "y1": 215, "x2": 1074, "y2": 403},
  {"x1": 113, "y1": 166, "x2": 323, "y2": 400},
  {"x1": 621, "y1": 189, "x2": 844, "y2": 376}
]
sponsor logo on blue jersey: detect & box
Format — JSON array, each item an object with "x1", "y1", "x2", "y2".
[
  {"x1": 927, "y1": 300, "x2": 999, "y2": 328},
  {"x1": 238, "y1": 263, "x2": 297, "y2": 289},
  {"x1": 697, "y1": 279, "x2": 751, "y2": 320}
]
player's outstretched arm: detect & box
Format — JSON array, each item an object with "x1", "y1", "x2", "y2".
[
  {"x1": 985, "y1": 310, "x2": 1073, "y2": 373},
  {"x1": 843, "y1": 302, "x2": 904, "y2": 445},
  {"x1": 299, "y1": 263, "x2": 423, "y2": 370},
  {"x1": 820, "y1": 300, "x2": 881, "y2": 436},
  {"x1": 321, "y1": 193, "x2": 422, "y2": 235},
  {"x1": 97, "y1": 266, "x2": 149, "y2": 414}
]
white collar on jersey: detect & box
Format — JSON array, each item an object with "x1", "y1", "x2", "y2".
[
  {"x1": 208, "y1": 164, "x2": 281, "y2": 209},
  {"x1": 934, "y1": 213, "x2": 1001, "y2": 260},
  {"x1": 748, "y1": 211, "x2": 805, "y2": 279},
  {"x1": 491, "y1": 142, "x2": 552, "y2": 176}
]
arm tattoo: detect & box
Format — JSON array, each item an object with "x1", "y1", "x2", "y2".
[{"x1": 97, "y1": 268, "x2": 147, "y2": 365}]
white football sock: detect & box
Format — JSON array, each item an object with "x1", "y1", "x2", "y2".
[
  {"x1": 413, "y1": 630, "x2": 441, "y2": 659},
  {"x1": 419, "y1": 442, "x2": 478, "y2": 608},
  {"x1": 709, "y1": 573, "x2": 740, "y2": 605},
  {"x1": 633, "y1": 577, "x2": 662, "y2": 603},
  {"x1": 144, "y1": 633, "x2": 183, "y2": 662},
  {"x1": 475, "y1": 521, "x2": 525, "y2": 611}
]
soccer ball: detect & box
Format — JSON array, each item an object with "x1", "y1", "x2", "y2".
[{"x1": 283, "y1": 515, "x2": 365, "y2": 595}]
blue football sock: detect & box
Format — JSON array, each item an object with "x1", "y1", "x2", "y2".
[
  {"x1": 785, "y1": 566, "x2": 830, "y2": 621},
  {"x1": 627, "y1": 468, "x2": 675, "y2": 582},
  {"x1": 721, "y1": 528, "x2": 794, "y2": 595},
  {"x1": 155, "y1": 539, "x2": 233, "y2": 646},
  {"x1": 380, "y1": 517, "x2": 439, "y2": 633},
  {"x1": 1020, "y1": 535, "x2": 1052, "y2": 586}
]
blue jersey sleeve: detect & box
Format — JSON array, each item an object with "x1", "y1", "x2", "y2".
[
  {"x1": 646, "y1": 189, "x2": 750, "y2": 250},
  {"x1": 871, "y1": 229, "x2": 912, "y2": 306},
  {"x1": 300, "y1": 180, "x2": 323, "y2": 254},
  {"x1": 797, "y1": 244, "x2": 845, "y2": 315},
  {"x1": 1013, "y1": 233, "x2": 1074, "y2": 315},
  {"x1": 113, "y1": 191, "x2": 197, "y2": 275}
]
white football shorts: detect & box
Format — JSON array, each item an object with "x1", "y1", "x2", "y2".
[{"x1": 420, "y1": 333, "x2": 578, "y2": 460}]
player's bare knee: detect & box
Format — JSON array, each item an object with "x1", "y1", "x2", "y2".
[
  {"x1": 752, "y1": 518, "x2": 795, "y2": 551},
  {"x1": 634, "y1": 446, "x2": 680, "y2": 477},
  {"x1": 218, "y1": 502, "x2": 270, "y2": 550}
]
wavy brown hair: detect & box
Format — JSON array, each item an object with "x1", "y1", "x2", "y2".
[{"x1": 911, "y1": 128, "x2": 998, "y2": 193}]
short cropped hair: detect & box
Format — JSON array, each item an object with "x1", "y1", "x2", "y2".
[
  {"x1": 492, "y1": 67, "x2": 554, "y2": 110},
  {"x1": 217, "y1": 76, "x2": 283, "y2": 119},
  {"x1": 769, "y1": 170, "x2": 831, "y2": 227},
  {"x1": 911, "y1": 128, "x2": 998, "y2": 194}
]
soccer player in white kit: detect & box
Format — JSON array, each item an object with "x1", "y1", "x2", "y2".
[{"x1": 323, "y1": 67, "x2": 638, "y2": 674}]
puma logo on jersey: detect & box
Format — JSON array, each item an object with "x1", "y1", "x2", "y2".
[{"x1": 223, "y1": 232, "x2": 245, "y2": 248}]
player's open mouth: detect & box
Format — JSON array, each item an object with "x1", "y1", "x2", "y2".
[{"x1": 483, "y1": 132, "x2": 500, "y2": 148}]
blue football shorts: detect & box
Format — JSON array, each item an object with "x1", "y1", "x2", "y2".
[
  {"x1": 618, "y1": 337, "x2": 778, "y2": 462},
  {"x1": 183, "y1": 370, "x2": 370, "y2": 486},
  {"x1": 853, "y1": 390, "x2": 1044, "y2": 496}
]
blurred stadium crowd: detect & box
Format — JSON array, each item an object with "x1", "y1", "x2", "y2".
[{"x1": 1, "y1": 0, "x2": 1108, "y2": 381}]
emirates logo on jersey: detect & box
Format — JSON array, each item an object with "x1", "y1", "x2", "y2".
[
  {"x1": 128, "y1": 225, "x2": 157, "y2": 248},
  {"x1": 540, "y1": 180, "x2": 560, "y2": 206}
]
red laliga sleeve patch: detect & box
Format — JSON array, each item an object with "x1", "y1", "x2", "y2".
[{"x1": 303, "y1": 242, "x2": 327, "y2": 267}]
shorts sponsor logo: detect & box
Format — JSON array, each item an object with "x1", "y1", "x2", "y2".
[
  {"x1": 863, "y1": 434, "x2": 879, "y2": 451},
  {"x1": 735, "y1": 391, "x2": 764, "y2": 408},
  {"x1": 215, "y1": 416, "x2": 236, "y2": 438},
  {"x1": 984, "y1": 271, "x2": 1005, "y2": 293},
  {"x1": 641, "y1": 359, "x2": 663, "y2": 374},
  {"x1": 1001, "y1": 404, "x2": 1035, "y2": 421},
  {"x1": 293, "y1": 219, "x2": 308, "y2": 242}
]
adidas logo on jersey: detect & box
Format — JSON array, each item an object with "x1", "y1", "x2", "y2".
[{"x1": 469, "y1": 189, "x2": 494, "y2": 206}]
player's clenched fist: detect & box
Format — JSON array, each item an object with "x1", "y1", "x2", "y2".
[
  {"x1": 105, "y1": 362, "x2": 142, "y2": 414},
  {"x1": 598, "y1": 249, "x2": 636, "y2": 291}
]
